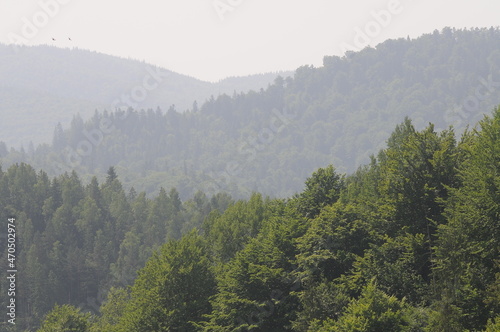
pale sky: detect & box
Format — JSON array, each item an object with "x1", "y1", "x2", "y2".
[{"x1": 0, "y1": 0, "x2": 499, "y2": 82}]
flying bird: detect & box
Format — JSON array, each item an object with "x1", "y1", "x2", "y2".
[
  {"x1": 52, "y1": 38, "x2": 56, "y2": 41},
  {"x1": 68, "y1": 37, "x2": 72, "y2": 41}
]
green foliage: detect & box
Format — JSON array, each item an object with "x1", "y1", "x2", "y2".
[
  {"x1": 203, "y1": 193, "x2": 269, "y2": 262},
  {"x1": 90, "y1": 287, "x2": 129, "y2": 332},
  {"x1": 5, "y1": 106, "x2": 500, "y2": 331},
  {"x1": 377, "y1": 119, "x2": 459, "y2": 236},
  {"x1": 200, "y1": 202, "x2": 306, "y2": 331},
  {"x1": 297, "y1": 165, "x2": 345, "y2": 218},
  {"x1": 309, "y1": 281, "x2": 412, "y2": 332},
  {"x1": 295, "y1": 202, "x2": 375, "y2": 284},
  {"x1": 4, "y1": 28, "x2": 500, "y2": 199},
  {"x1": 485, "y1": 317, "x2": 500, "y2": 332},
  {"x1": 349, "y1": 234, "x2": 431, "y2": 304},
  {"x1": 115, "y1": 231, "x2": 216, "y2": 331},
  {"x1": 292, "y1": 281, "x2": 350, "y2": 331},
  {"x1": 0, "y1": 162, "x2": 227, "y2": 330},
  {"x1": 37, "y1": 304, "x2": 92, "y2": 332},
  {"x1": 435, "y1": 107, "x2": 500, "y2": 330},
  {"x1": 426, "y1": 299, "x2": 466, "y2": 332}
]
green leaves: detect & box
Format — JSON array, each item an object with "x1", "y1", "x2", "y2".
[
  {"x1": 15, "y1": 105, "x2": 500, "y2": 331},
  {"x1": 310, "y1": 282, "x2": 412, "y2": 332},
  {"x1": 201, "y1": 203, "x2": 305, "y2": 331},
  {"x1": 91, "y1": 287, "x2": 129, "y2": 332},
  {"x1": 349, "y1": 234, "x2": 430, "y2": 304},
  {"x1": 295, "y1": 202, "x2": 374, "y2": 285},
  {"x1": 37, "y1": 305, "x2": 92, "y2": 332},
  {"x1": 379, "y1": 119, "x2": 459, "y2": 236},
  {"x1": 115, "y1": 231, "x2": 216, "y2": 331},
  {"x1": 434, "y1": 106, "x2": 500, "y2": 329},
  {"x1": 298, "y1": 165, "x2": 345, "y2": 218},
  {"x1": 204, "y1": 193, "x2": 268, "y2": 262}
]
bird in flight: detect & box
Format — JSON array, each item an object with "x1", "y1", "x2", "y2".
[
  {"x1": 68, "y1": 37, "x2": 72, "y2": 41},
  {"x1": 52, "y1": 38, "x2": 56, "y2": 41}
]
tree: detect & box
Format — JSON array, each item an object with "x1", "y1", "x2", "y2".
[
  {"x1": 105, "y1": 166, "x2": 118, "y2": 185},
  {"x1": 0, "y1": 141, "x2": 8, "y2": 157},
  {"x1": 75, "y1": 196, "x2": 102, "y2": 251},
  {"x1": 91, "y1": 287, "x2": 129, "y2": 332},
  {"x1": 145, "y1": 187, "x2": 171, "y2": 246},
  {"x1": 348, "y1": 234, "x2": 430, "y2": 305},
  {"x1": 298, "y1": 165, "x2": 345, "y2": 218},
  {"x1": 37, "y1": 304, "x2": 92, "y2": 332},
  {"x1": 23, "y1": 241, "x2": 51, "y2": 326},
  {"x1": 110, "y1": 231, "x2": 142, "y2": 286},
  {"x1": 295, "y1": 202, "x2": 375, "y2": 284},
  {"x1": 115, "y1": 231, "x2": 216, "y2": 331},
  {"x1": 292, "y1": 281, "x2": 350, "y2": 332},
  {"x1": 204, "y1": 193, "x2": 267, "y2": 262},
  {"x1": 52, "y1": 122, "x2": 66, "y2": 152},
  {"x1": 435, "y1": 107, "x2": 500, "y2": 329},
  {"x1": 485, "y1": 317, "x2": 500, "y2": 332},
  {"x1": 201, "y1": 201, "x2": 305, "y2": 331},
  {"x1": 309, "y1": 281, "x2": 414, "y2": 332},
  {"x1": 166, "y1": 187, "x2": 183, "y2": 240},
  {"x1": 61, "y1": 171, "x2": 84, "y2": 207},
  {"x1": 377, "y1": 120, "x2": 458, "y2": 237}
]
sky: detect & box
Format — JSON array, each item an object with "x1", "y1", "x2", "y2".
[{"x1": 0, "y1": 0, "x2": 499, "y2": 82}]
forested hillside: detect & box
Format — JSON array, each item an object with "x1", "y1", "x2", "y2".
[
  {"x1": 1, "y1": 27, "x2": 500, "y2": 331},
  {"x1": 0, "y1": 43, "x2": 289, "y2": 148},
  {"x1": 0, "y1": 163, "x2": 234, "y2": 330},
  {"x1": 2, "y1": 28, "x2": 499, "y2": 199},
  {"x1": 10, "y1": 105, "x2": 499, "y2": 331}
]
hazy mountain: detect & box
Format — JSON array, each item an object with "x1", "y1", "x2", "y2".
[
  {"x1": 0, "y1": 44, "x2": 291, "y2": 148},
  {"x1": 2, "y1": 28, "x2": 500, "y2": 199}
]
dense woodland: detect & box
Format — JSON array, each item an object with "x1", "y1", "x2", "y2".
[
  {"x1": 0, "y1": 106, "x2": 499, "y2": 330},
  {"x1": 0, "y1": 163, "x2": 234, "y2": 330},
  {"x1": 0, "y1": 42, "x2": 288, "y2": 148},
  {"x1": 2, "y1": 28, "x2": 500, "y2": 199},
  {"x1": 0, "y1": 27, "x2": 499, "y2": 331}
]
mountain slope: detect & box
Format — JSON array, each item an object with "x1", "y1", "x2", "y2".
[
  {"x1": 2, "y1": 28, "x2": 500, "y2": 199},
  {"x1": 0, "y1": 44, "x2": 290, "y2": 148}
]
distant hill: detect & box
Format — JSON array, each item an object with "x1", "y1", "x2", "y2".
[
  {"x1": 0, "y1": 44, "x2": 291, "y2": 148},
  {"x1": 2, "y1": 28, "x2": 500, "y2": 199}
]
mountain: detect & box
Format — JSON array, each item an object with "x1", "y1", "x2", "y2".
[
  {"x1": 6, "y1": 106, "x2": 500, "y2": 331},
  {"x1": 0, "y1": 44, "x2": 291, "y2": 148},
  {"x1": 2, "y1": 27, "x2": 500, "y2": 199}
]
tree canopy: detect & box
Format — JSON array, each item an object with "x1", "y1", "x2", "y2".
[{"x1": 15, "y1": 106, "x2": 498, "y2": 331}]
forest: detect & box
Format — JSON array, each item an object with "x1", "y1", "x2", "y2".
[
  {"x1": 0, "y1": 42, "x2": 288, "y2": 149},
  {"x1": 1, "y1": 28, "x2": 500, "y2": 199},
  {"x1": 0, "y1": 27, "x2": 499, "y2": 331},
  {"x1": 1, "y1": 105, "x2": 499, "y2": 330}
]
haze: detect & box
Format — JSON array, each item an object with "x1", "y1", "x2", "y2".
[{"x1": 1, "y1": 0, "x2": 498, "y2": 82}]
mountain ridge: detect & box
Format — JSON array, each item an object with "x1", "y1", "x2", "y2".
[
  {"x1": 0, "y1": 43, "x2": 291, "y2": 148},
  {"x1": 2, "y1": 28, "x2": 500, "y2": 199}
]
